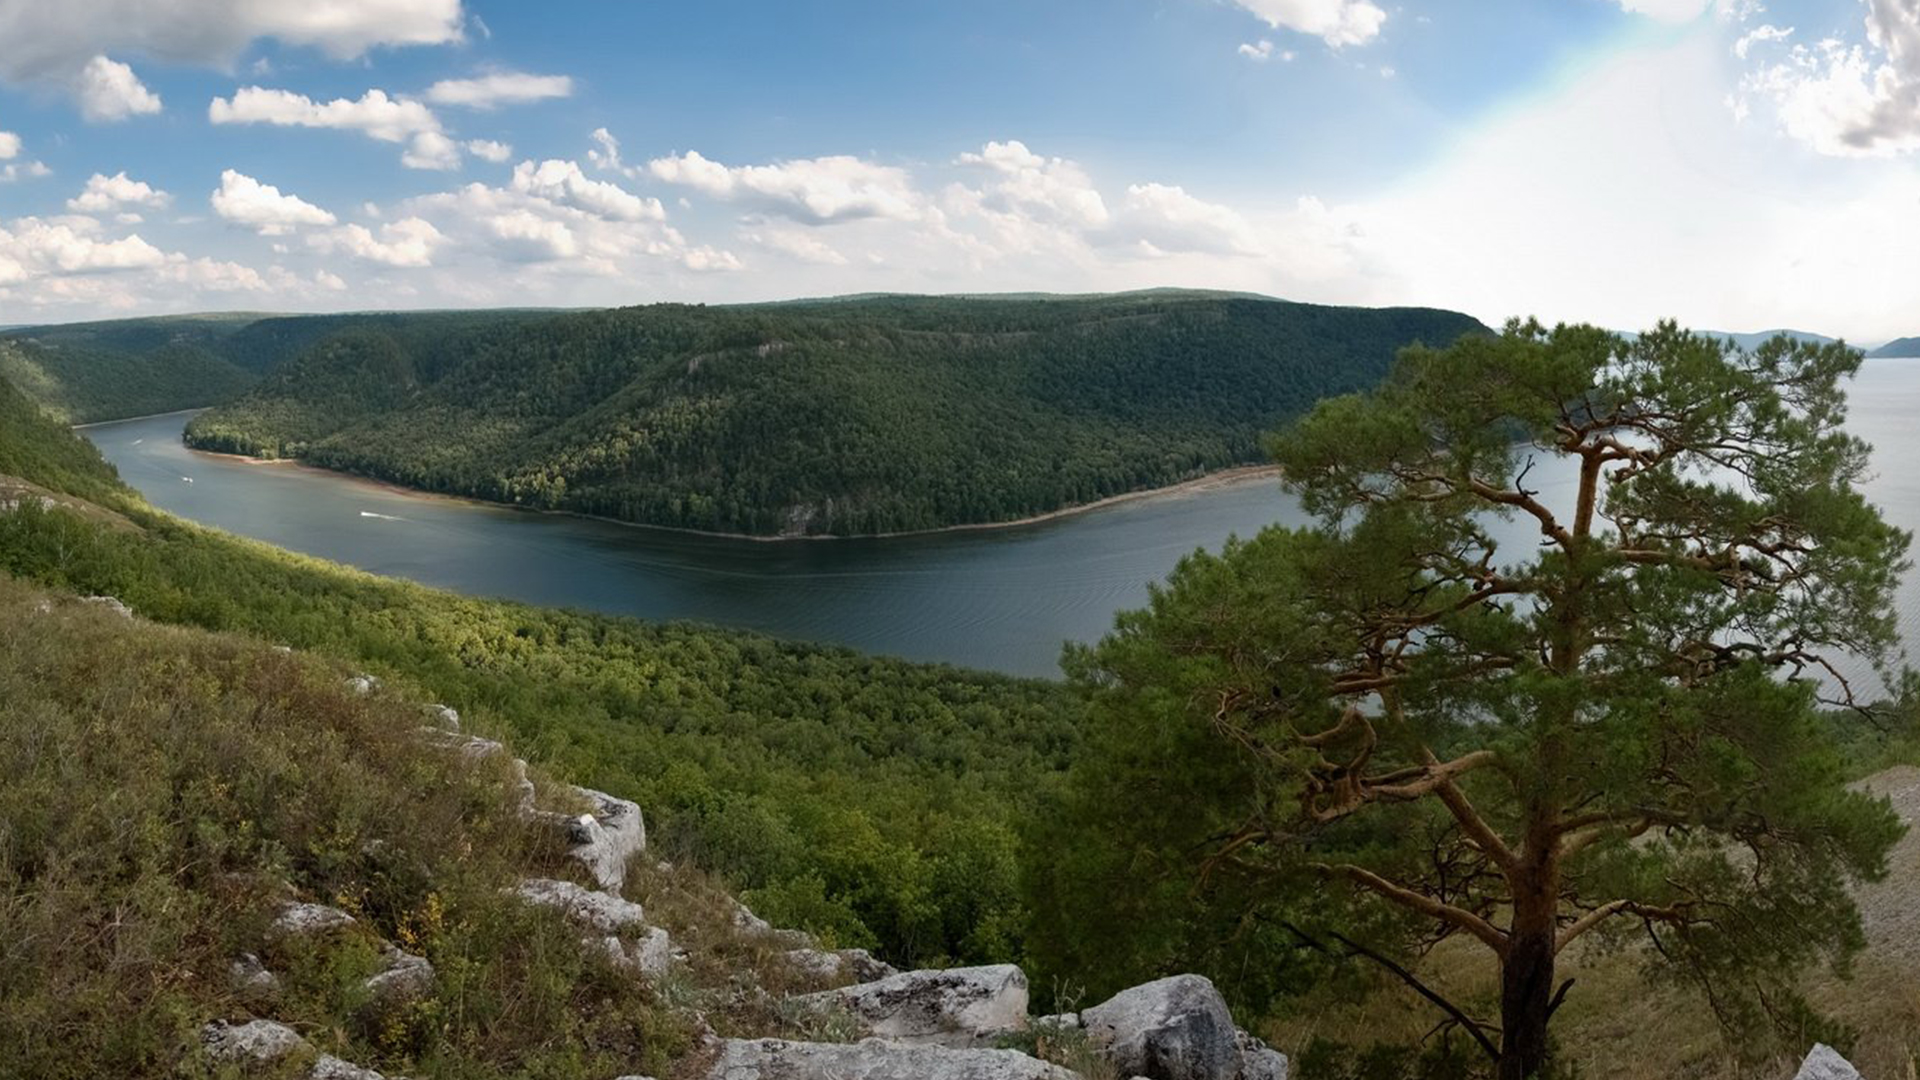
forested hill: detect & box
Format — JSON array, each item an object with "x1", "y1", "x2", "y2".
[
  {"x1": 0, "y1": 309, "x2": 554, "y2": 423},
  {"x1": 184, "y1": 293, "x2": 1488, "y2": 536},
  {"x1": 1870, "y1": 336, "x2": 1920, "y2": 358}
]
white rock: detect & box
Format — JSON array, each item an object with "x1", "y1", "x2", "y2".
[
  {"x1": 229, "y1": 952, "x2": 280, "y2": 998},
  {"x1": 784, "y1": 947, "x2": 897, "y2": 985},
  {"x1": 1795, "y1": 1044, "x2": 1864, "y2": 1080},
  {"x1": 730, "y1": 897, "x2": 812, "y2": 948},
  {"x1": 426, "y1": 704, "x2": 461, "y2": 730},
  {"x1": 345, "y1": 674, "x2": 379, "y2": 694},
  {"x1": 1235, "y1": 1029, "x2": 1288, "y2": 1080},
  {"x1": 310, "y1": 1054, "x2": 391, "y2": 1080},
  {"x1": 794, "y1": 964, "x2": 1030, "y2": 1048},
  {"x1": 706, "y1": 1037, "x2": 1077, "y2": 1079},
  {"x1": 269, "y1": 901, "x2": 357, "y2": 942},
  {"x1": 599, "y1": 926, "x2": 680, "y2": 976},
  {"x1": 201, "y1": 1019, "x2": 306, "y2": 1063},
  {"x1": 565, "y1": 787, "x2": 647, "y2": 891},
  {"x1": 1081, "y1": 974, "x2": 1240, "y2": 1080},
  {"x1": 365, "y1": 944, "x2": 434, "y2": 1000},
  {"x1": 1034, "y1": 1012, "x2": 1080, "y2": 1031},
  {"x1": 82, "y1": 595, "x2": 133, "y2": 618},
  {"x1": 514, "y1": 878, "x2": 648, "y2": 933}
]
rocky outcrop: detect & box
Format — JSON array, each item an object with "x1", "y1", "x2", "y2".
[
  {"x1": 515, "y1": 877, "x2": 648, "y2": 932},
  {"x1": 229, "y1": 952, "x2": 281, "y2": 1002},
  {"x1": 202, "y1": 1018, "x2": 308, "y2": 1063},
  {"x1": 365, "y1": 944, "x2": 434, "y2": 1001},
  {"x1": 732, "y1": 898, "x2": 810, "y2": 948},
  {"x1": 565, "y1": 787, "x2": 647, "y2": 891},
  {"x1": 1081, "y1": 974, "x2": 1283, "y2": 1080},
  {"x1": 600, "y1": 925, "x2": 680, "y2": 977},
  {"x1": 200, "y1": 1020, "x2": 393, "y2": 1080},
  {"x1": 82, "y1": 594, "x2": 132, "y2": 618},
  {"x1": 783, "y1": 947, "x2": 897, "y2": 984},
  {"x1": 1795, "y1": 1044, "x2": 1864, "y2": 1080},
  {"x1": 794, "y1": 964, "x2": 1029, "y2": 1047},
  {"x1": 345, "y1": 674, "x2": 380, "y2": 694},
  {"x1": 268, "y1": 901, "x2": 357, "y2": 943},
  {"x1": 704, "y1": 1036, "x2": 1076, "y2": 1080}
]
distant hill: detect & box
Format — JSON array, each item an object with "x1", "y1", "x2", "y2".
[
  {"x1": 184, "y1": 293, "x2": 1489, "y2": 536},
  {"x1": 1869, "y1": 336, "x2": 1920, "y2": 358},
  {"x1": 1, "y1": 310, "x2": 563, "y2": 423},
  {"x1": 1695, "y1": 329, "x2": 1839, "y2": 352}
]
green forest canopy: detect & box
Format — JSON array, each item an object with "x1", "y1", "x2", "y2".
[{"x1": 182, "y1": 293, "x2": 1487, "y2": 536}]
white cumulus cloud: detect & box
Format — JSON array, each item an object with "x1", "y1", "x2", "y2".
[
  {"x1": 0, "y1": 131, "x2": 20, "y2": 159},
  {"x1": 510, "y1": 159, "x2": 664, "y2": 221},
  {"x1": 1229, "y1": 0, "x2": 1385, "y2": 47},
  {"x1": 649, "y1": 150, "x2": 924, "y2": 224},
  {"x1": 210, "y1": 169, "x2": 336, "y2": 234},
  {"x1": 67, "y1": 171, "x2": 169, "y2": 212},
  {"x1": 75, "y1": 56, "x2": 161, "y2": 121},
  {"x1": 1737, "y1": 0, "x2": 1920, "y2": 156},
  {"x1": 466, "y1": 139, "x2": 512, "y2": 163},
  {"x1": 309, "y1": 217, "x2": 442, "y2": 267},
  {"x1": 425, "y1": 71, "x2": 572, "y2": 108}
]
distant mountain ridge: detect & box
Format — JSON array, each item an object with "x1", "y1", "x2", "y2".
[
  {"x1": 1870, "y1": 336, "x2": 1920, "y2": 358},
  {"x1": 184, "y1": 292, "x2": 1489, "y2": 537}
]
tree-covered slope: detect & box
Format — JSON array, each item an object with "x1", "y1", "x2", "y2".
[
  {"x1": 185, "y1": 293, "x2": 1488, "y2": 536},
  {"x1": 1870, "y1": 336, "x2": 1920, "y2": 358},
  {"x1": 0, "y1": 371, "x2": 1078, "y2": 970},
  {"x1": 1, "y1": 309, "x2": 559, "y2": 423}
]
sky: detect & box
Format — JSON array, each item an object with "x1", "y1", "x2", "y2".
[{"x1": 2, "y1": 0, "x2": 1920, "y2": 340}]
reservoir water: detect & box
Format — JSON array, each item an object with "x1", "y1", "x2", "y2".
[{"x1": 82, "y1": 359, "x2": 1920, "y2": 680}]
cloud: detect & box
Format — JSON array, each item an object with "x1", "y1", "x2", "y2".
[
  {"x1": 957, "y1": 140, "x2": 1110, "y2": 228},
  {"x1": 744, "y1": 227, "x2": 849, "y2": 265},
  {"x1": 1236, "y1": 39, "x2": 1294, "y2": 62},
  {"x1": 403, "y1": 131, "x2": 463, "y2": 170},
  {"x1": 587, "y1": 126, "x2": 635, "y2": 175},
  {"x1": 1733, "y1": 23, "x2": 1792, "y2": 60},
  {"x1": 0, "y1": 216, "x2": 169, "y2": 280},
  {"x1": 210, "y1": 85, "x2": 438, "y2": 142},
  {"x1": 1110, "y1": 183, "x2": 1263, "y2": 256},
  {"x1": 210, "y1": 85, "x2": 470, "y2": 168},
  {"x1": 309, "y1": 217, "x2": 442, "y2": 267},
  {"x1": 1228, "y1": 0, "x2": 1385, "y2": 48},
  {"x1": 648, "y1": 149, "x2": 924, "y2": 224},
  {"x1": 1, "y1": 161, "x2": 51, "y2": 183},
  {"x1": 509, "y1": 159, "x2": 664, "y2": 221},
  {"x1": 1612, "y1": 0, "x2": 1715, "y2": 21},
  {"x1": 466, "y1": 138, "x2": 512, "y2": 163},
  {"x1": 210, "y1": 169, "x2": 336, "y2": 234},
  {"x1": 0, "y1": 131, "x2": 19, "y2": 159},
  {"x1": 67, "y1": 171, "x2": 169, "y2": 212},
  {"x1": 1737, "y1": 0, "x2": 1920, "y2": 156},
  {"x1": 0, "y1": 0, "x2": 463, "y2": 85},
  {"x1": 75, "y1": 56, "x2": 161, "y2": 121},
  {"x1": 425, "y1": 71, "x2": 573, "y2": 108}
]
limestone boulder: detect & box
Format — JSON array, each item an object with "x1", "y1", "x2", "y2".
[
  {"x1": 201, "y1": 1019, "x2": 306, "y2": 1064},
  {"x1": 513, "y1": 877, "x2": 647, "y2": 933},
  {"x1": 1081, "y1": 974, "x2": 1240, "y2": 1080},
  {"x1": 268, "y1": 901, "x2": 357, "y2": 944},
  {"x1": 783, "y1": 947, "x2": 897, "y2": 985},
  {"x1": 364, "y1": 944, "x2": 434, "y2": 1001},
  {"x1": 1795, "y1": 1044, "x2": 1864, "y2": 1080},
  {"x1": 705, "y1": 1037, "x2": 1077, "y2": 1080},
  {"x1": 794, "y1": 964, "x2": 1029, "y2": 1047},
  {"x1": 82, "y1": 595, "x2": 133, "y2": 618},
  {"x1": 564, "y1": 787, "x2": 647, "y2": 891}
]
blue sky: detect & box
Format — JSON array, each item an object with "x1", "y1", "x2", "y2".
[{"x1": 3, "y1": 0, "x2": 1920, "y2": 339}]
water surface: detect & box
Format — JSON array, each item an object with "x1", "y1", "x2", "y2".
[{"x1": 83, "y1": 359, "x2": 1920, "y2": 680}]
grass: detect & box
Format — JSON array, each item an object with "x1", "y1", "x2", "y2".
[{"x1": 0, "y1": 574, "x2": 684, "y2": 1080}]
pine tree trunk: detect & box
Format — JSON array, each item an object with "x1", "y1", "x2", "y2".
[{"x1": 1497, "y1": 906, "x2": 1556, "y2": 1080}]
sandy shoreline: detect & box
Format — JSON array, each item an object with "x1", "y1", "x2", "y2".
[
  {"x1": 188, "y1": 444, "x2": 1282, "y2": 541},
  {"x1": 84, "y1": 408, "x2": 1283, "y2": 541}
]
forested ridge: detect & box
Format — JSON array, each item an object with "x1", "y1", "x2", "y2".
[
  {"x1": 183, "y1": 293, "x2": 1487, "y2": 536},
  {"x1": 1, "y1": 309, "x2": 554, "y2": 423}
]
